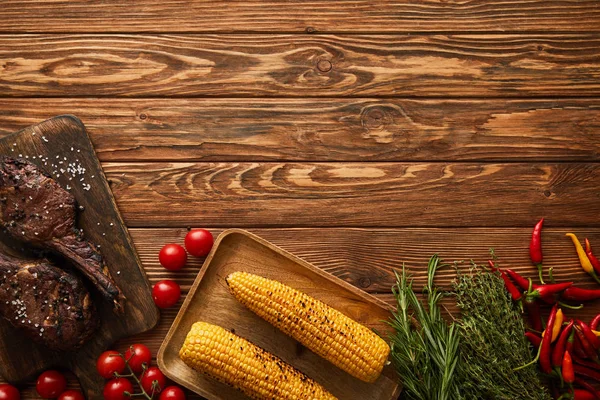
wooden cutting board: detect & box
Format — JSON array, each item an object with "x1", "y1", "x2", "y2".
[
  {"x1": 158, "y1": 229, "x2": 401, "y2": 400},
  {"x1": 0, "y1": 116, "x2": 159, "y2": 397}
]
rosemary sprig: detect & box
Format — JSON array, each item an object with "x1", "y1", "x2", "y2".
[{"x1": 388, "y1": 255, "x2": 462, "y2": 400}]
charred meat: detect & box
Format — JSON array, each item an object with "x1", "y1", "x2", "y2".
[
  {"x1": 0, "y1": 252, "x2": 98, "y2": 350},
  {"x1": 0, "y1": 157, "x2": 125, "y2": 313}
]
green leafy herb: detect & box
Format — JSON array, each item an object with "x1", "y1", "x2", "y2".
[
  {"x1": 388, "y1": 255, "x2": 462, "y2": 400},
  {"x1": 453, "y1": 267, "x2": 551, "y2": 400},
  {"x1": 388, "y1": 256, "x2": 551, "y2": 400}
]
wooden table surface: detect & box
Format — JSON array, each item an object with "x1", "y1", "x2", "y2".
[{"x1": 1, "y1": 1, "x2": 600, "y2": 399}]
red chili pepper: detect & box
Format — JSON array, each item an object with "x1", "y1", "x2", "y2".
[
  {"x1": 567, "y1": 328, "x2": 575, "y2": 355},
  {"x1": 525, "y1": 332, "x2": 542, "y2": 348},
  {"x1": 552, "y1": 320, "x2": 575, "y2": 367},
  {"x1": 504, "y1": 269, "x2": 571, "y2": 302},
  {"x1": 504, "y1": 269, "x2": 569, "y2": 303},
  {"x1": 585, "y1": 238, "x2": 600, "y2": 276},
  {"x1": 532, "y1": 282, "x2": 573, "y2": 299},
  {"x1": 488, "y1": 261, "x2": 523, "y2": 301},
  {"x1": 524, "y1": 296, "x2": 543, "y2": 332},
  {"x1": 530, "y1": 218, "x2": 545, "y2": 283},
  {"x1": 562, "y1": 287, "x2": 600, "y2": 302},
  {"x1": 579, "y1": 320, "x2": 600, "y2": 350},
  {"x1": 563, "y1": 350, "x2": 575, "y2": 383},
  {"x1": 591, "y1": 314, "x2": 600, "y2": 331},
  {"x1": 575, "y1": 325, "x2": 599, "y2": 361},
  {"x1": 574, "y1": 331, "x2": 591, "y2": 359},
  {"x1": 572, "y1": 389, "x2": 600, "y2": 400},
  {"x1": 540, "y1": 304, "x2": 559, "y2": 374},
  {"x1": 573, "y1": 354, "x2": 600, "y2": 372},
  {"x1": 573, "y1": 378, "x2": 600, "y2": 400},
  {"x1": 500, "y1": 271, "x2": 522, "y2": 302},
  {"x1": 574, "y1": 364, "x2": 600, "y2": 382},
  {"x1": 505, "y1": 268, "x2": 532, "y2": 291}
]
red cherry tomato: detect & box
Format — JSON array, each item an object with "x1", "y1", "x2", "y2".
[
  {"x1": 158, "y1": 244, "x2": 187, "y2": 271},
  {"x1": 124, "y1": 344, "x2": 152, "y2": 374},
  {"x1": 103, "y1": 378, "x2": 133, "y2": 400},
  {"x1": 152, "y1": 280, "x2": 181, "y2": 309},
  {"x1": 140, "y1": 367, "x2": 166, "y2": 395},
  {"x1": 57, "y1": 390, "x2": 85, "y2": 400},
  {"x1": 159, "y1": 386, "x2": 186, "y2": 400},
  {"x1": 96, "y1": 350, "x2": 126, "y2": 379},
  {"x1": 0, "y1": 384, "x2": 20, "y2": 400},
  {"x1": 36, "y1": 370, "x2": 67, "y2": 399},
  {"x1": 184, "y1": 229, "x2": 213, "y2": 257}
]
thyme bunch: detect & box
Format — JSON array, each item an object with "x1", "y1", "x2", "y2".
[{"x1": 453, "y1": 268, "x2": 551, "y2": 400}]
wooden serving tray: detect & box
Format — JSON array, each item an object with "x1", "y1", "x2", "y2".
[
  {"x1": 158, "y1": 229, "x2": 401, "y2": 400},
  {"x1": 0, "y1": 116, "x2": 159, "y2": 397}
]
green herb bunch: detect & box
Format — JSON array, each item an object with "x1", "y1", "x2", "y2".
[
  {"x1": 388, "y1": 255, "x2": 551, "y2": 400},
  {"x1": 388, "y1": 255, "x2": 462, "y2": 400},
  {"x1": 453, "y1": 268, "x2": 551, "y2": 400}
]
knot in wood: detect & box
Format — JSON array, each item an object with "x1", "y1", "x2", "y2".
[
  {"x1": 317, "y1": 59, "x2": 332, "y2": 73},
  {"x1": 361, "y1": 106, "x2": 392, "y2": 131},
  {"x1": 358, "y1": 277, "x2": 371, "y2": 288},
  {"x1": 139, "y1": 113, "x2": 148, "y2": 120}
]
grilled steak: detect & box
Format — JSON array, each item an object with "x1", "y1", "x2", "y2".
[
  {"x1": 0, "y1": 252, "x2": 98, "y2": 350},
  {"x1": 0, "y1": 157, "x2": 125, "y2": 313}
]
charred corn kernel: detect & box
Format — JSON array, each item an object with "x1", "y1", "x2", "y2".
[
  {"x1": 180, "y1": 322, "x2": 337, "y2": 400},
  {"x1": 225, "y1": 271, "x2": 390, "y2": 383}
]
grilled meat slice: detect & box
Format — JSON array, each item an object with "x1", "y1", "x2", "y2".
[
  {"x1": 0, "y1": 252, "x2": 98, "y2": 351},
  {"x1": 0, "y1": 157, "x2": 125, "y2": 313}
]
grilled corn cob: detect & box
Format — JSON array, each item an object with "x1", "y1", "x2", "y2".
[
  {"x1": 179, "y1": 321, "x2": 337, "y2": 400},
  {"x1": 225, "y1": 271, "x2": 390, "y2": 383}
]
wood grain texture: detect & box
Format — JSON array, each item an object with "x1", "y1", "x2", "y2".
[
  {"x1": 1, "y1": 1, "x2": 599, "y2": 33},
  {"x1": 2, "y1": 35, "x2": 600, "y2": 97},
  {"x1": 128, "y1": 227, "x2": 600, "y2": 295},
  {"x1": 103, "y1": 162, "x2": 600, "y2": 228},
  {"x1": 0, "y1": 99, "x2": 599, "y2": 162}
]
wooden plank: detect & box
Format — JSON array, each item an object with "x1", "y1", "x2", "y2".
[
  {"x1": 2, "y1": 35, "x2": 600, "y2": 97},
  {"x1": 129, "y1": 228, "x2": 600, "y2": 295},
  {"x1": 1, "y1": 1, "x2": 599, "y2": 33},
  {"x1": 103, "y1": 162, "x2": 600, "y2": 228},
  {"x1": 0, "y1": 99, "x2": 599, "y2": 162}
]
